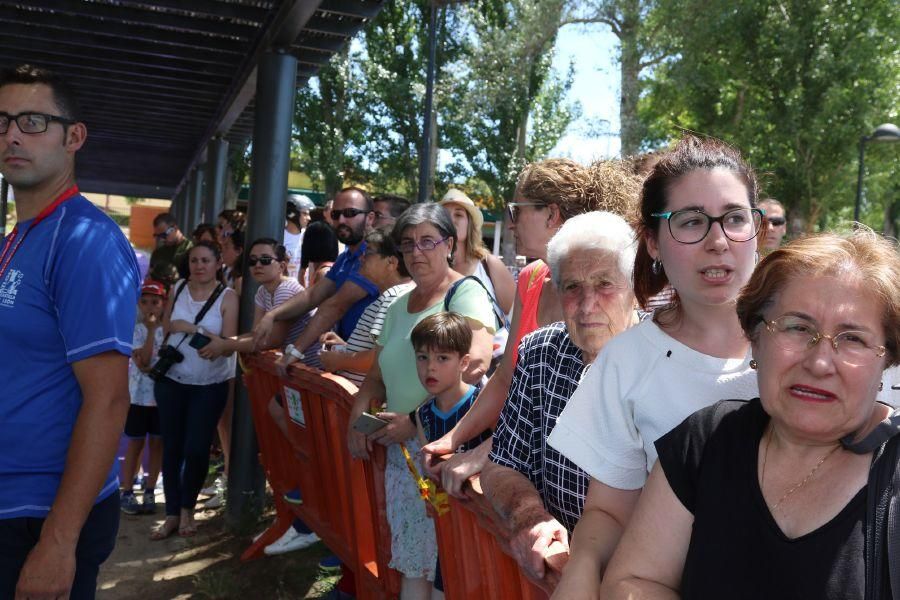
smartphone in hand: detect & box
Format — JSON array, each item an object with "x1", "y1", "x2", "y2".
[{"x1": 353, "y1": 412, "x2": 389, "y2": 435}]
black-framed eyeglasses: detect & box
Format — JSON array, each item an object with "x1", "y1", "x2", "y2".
[
  {"x1": 506, "y1": 202, "x2": 547, "y2": 223},
  {"x1": 331, "y1": 208, "x2": 371, "y2": 221},
  {"x1": 154, "y1": 226, "x2": 175, "y2": 241},
  {"x1": 0, "y1": 112, "x2": 76, "y2": 134},
  {"x1": 651, "y1": 207, "x2": 765, "y2": 244},
  {"x1": 764, "y1": 315, "x2": 886, "y2": 367},
  {"x1": 768, "y1": 217, "x2": 786, "y2": 226},
  {"x1": 247, "y1": 255, "x2": 277, "y2": 267},
  {"x1": 398, "y1": 237, "x2": 449, "y2": 254}
]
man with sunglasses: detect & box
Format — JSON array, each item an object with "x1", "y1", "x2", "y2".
[
  {"x1": 759, "y1": 198, "x2": 787, "y2": 254},
  {"x1": 149, "y1": 212, "x2": 192, "y2": 287},
  {"x1": 0, "y1": 65, "x2": 140, "y2": 599},
  {"x1": 254, "y1": 187, "x2": 380, "y2": 370}
]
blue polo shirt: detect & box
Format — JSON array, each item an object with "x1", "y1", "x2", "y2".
[
  {"x1": 0, "y1": 194, "x2": 140, "y2": 519},
  {"x1": 325, "y1": 242, "x2": 379, "y2": 339}
]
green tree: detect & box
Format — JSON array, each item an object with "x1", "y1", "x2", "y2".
[
  {"x1": 293, "y1": 48, "x2": 364, "y2": 198},
  {"x1": 639, "y1": 0, "x2": 899, "y2": 230}
]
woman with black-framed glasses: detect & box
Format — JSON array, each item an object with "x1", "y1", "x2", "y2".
[{"x1": 548, "y1": 135, "x2": 762, "y2": 596}]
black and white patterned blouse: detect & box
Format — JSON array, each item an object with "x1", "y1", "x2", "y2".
[{"x1": 489, "y1": 322, "x2": 590, "y2": 533}]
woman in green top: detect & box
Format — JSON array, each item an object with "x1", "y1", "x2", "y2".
[{"x1": 348, "y1": 203, "x2": 495, "y2": 599}]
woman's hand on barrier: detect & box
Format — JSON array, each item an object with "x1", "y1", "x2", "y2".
[
  {"x1": 318, "y1": 350, "x2": 344, "y2": 373},
  {"x1": 370, "y1": 412, "x2": 416, "y2": 446},
  {"x1": 440, "y1": 444, "x2": 490, "y2": 498},
  {"x1": 348, "y1": 427, "x2": 372, "y2": 460},
  {"x1": 319, "y1": 331, "x2": 346, "y2": 349},
  {"x1": 421, "y1": 435, "x2": 456, "y2": 478},
  {"x1": 510, "y1": 508, "x2": 570, "y2": 581},
  {"x1": 252, "y1": 312, "x2": 275, "y2": 350}
]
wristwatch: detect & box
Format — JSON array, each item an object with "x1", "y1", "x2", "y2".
[{"x1": 284, "y1": 344, "x2": 305, "y2": 361}]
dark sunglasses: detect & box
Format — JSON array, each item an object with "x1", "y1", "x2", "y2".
[
  {"x1": 768, "y1": 217, "x2": 786, "y2": 226},
  {"x1": 506, "y1": 202, "x2": 546, "y2": 223},
  {"x1": 247, "y1": 256, "x2": 277, "y2": 266},
  {"x1": 331, "y1": 208, "x2": 371, "y2": 220},
  {"x1": 154, "y1": 226, "x2": 175, "y2": 240}
]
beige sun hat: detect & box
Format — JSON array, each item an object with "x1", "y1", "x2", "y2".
[{"x1": 439, "y1": 188, "x2": 484, "y2": 231}]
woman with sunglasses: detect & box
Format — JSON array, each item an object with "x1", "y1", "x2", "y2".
[
  {"x1": 347, "y1": 203, "x2": 496, "y2": 599},
  {"x1": 199, "y1": 238, "x2": 320, "y2": 368},
  {"x1": 421, "y1": 159, "x2": 641, "y2": 490},
  {"x1": 759, "y1": 197, "x2": 788, "y2": 254},
  {"x1": 545, "y1": 135, "x2": 762, "y2": 596}
]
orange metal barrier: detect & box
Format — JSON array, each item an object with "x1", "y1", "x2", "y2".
[
  {"x1": 240, "y1": 352, "x2": 400, "y2": 600},
  {"x1": 431, "y1": 477, "x2": 566, "y2": 600}
]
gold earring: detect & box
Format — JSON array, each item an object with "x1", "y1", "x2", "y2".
[{"x1": 749, "y1": 359, "x2": 758, "y2": 370}]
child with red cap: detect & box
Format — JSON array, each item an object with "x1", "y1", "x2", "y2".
[{"x1": 120, "y1": 279, "x2": 167, "y2": 515}]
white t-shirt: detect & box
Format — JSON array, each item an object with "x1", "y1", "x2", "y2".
[
  {"x1": 129, "y1": 322, "x2": 164, "y2": 407},
  {"x1": 283, "y1": 228, "x2": 304, "y2": 280},
  {"x1": 548, "y1": 318, "x2": 758, "y2": 490}
]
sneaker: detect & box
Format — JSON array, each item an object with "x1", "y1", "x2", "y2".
[
  {"x1": 318, "y1": 554, "x2": 343, "y2": 574},
  {"x1": 140, "y1": 490, "x2": 157, "y2": 514},
  {"x1": 263, "y1": 528, "x2": 320, "y2": 556},
  {"x1": 120, "y1": 493, "x2": 141, "y2": 515}
]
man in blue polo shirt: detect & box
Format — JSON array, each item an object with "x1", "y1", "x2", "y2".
[
  {"x1": 0, "y1": 65, "x2": 140, "y2": 599},
  {"x1": 254, "y1": 186, "x2": 380, "y2": 365}
]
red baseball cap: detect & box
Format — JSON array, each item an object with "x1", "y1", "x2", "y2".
[{"x1": 140, "y1": 280, "x2": 167, "y2": 298}]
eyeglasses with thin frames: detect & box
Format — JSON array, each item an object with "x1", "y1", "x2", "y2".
[
  {"x1": 398, "y1": 237, "x2": 449, "y2": 254},
  {"x1": 652, "y1": 207, "x2": 765, "y2": 244},
  {"x1": 0, "y1": 112, "x2": 76, "y2": 134},
  {"x1": 506, "y1": 202, "x2": 547, "y2": 224},
  {"x1": 763, "y1": 315, "x2": 887, "y2": 366}
]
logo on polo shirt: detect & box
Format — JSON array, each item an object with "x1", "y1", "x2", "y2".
[{"x1": 0, "y1": 269, "x2": 23, "y2": 307}]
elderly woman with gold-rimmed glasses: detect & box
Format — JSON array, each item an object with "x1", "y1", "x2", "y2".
[{"x1": 601, "y1": 229, "x2": 900, "y2": 599}]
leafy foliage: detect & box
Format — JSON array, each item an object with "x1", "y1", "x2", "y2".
[{"x1": 639, "y1": 0, "x2": 900, "y2": 230}]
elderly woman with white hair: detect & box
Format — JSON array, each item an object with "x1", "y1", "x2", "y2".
[{"x1": 480, "y1": 211, "x2": 640, "y2": 581}]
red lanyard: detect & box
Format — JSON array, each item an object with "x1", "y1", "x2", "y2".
[{"x1": 0, "y1": 185, "x2": 79, "y2": 281}]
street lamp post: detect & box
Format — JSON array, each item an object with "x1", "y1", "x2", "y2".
[
  {"x1": 854, "y1": 123, "x2": 900, "y2": 222},
  {"x1": 417, "y1": 0, "x2": 468, "y2": 204}
]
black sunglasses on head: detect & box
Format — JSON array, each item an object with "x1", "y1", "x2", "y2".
[
  {"x1": 331, "y1": 208, "x2": 371, "y2": 220},
  {"x1": 247, "y1": 256, "x2": 277, "y2": 266}
]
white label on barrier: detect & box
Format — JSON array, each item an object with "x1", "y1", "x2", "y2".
[{"x1": 283, "y1": 386, "x2": 305, "y2": 427}]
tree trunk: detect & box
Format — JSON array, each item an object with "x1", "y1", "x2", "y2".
[{"x1": 616, "y1": 0, "x2": 642, "y2": 157}]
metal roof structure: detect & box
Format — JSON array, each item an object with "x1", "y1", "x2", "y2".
[{"x1": 0, "y1": 0, "x2": 384, "y2": 198}]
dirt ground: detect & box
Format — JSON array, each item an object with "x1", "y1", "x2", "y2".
[{"x1": 96, "y1": 490, "x2": 338, "y2": 600}]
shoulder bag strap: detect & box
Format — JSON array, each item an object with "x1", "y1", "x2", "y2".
[
  {"x1": 444, "y1": 275, "x2": 510, "y2": 331},
  {"x1": 160, "y1": 280, "x2": 188, "y2": 346}
]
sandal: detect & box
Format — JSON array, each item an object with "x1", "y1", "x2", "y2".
[
  {"x1": 178, "y1": 523, "x2": 198, "y2": 537},
  {"x1": 150, "y1": 517, "x2": 179, "y2": 541}
]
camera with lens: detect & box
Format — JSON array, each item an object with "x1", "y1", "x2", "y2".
[{"x1": 148, "y1": 344, "x2": 184, "y2": 382}]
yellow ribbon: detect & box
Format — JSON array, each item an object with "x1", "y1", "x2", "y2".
[{"x1": 400, "y1": 443, "x2": 450, "y2": 516}]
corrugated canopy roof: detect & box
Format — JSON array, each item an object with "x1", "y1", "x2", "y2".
[{"x1": 0, "y1": 0, "x2": 383, "y2": 198}]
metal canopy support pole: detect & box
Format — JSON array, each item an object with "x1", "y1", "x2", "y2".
[
  {"x1": 1, "y1": 178, "x2": 8, "y2": 236},
  {"x1": 190, "y1": 165, "x2": 206, "y2": 232},
  {"x1": 226, "y1": 49, "x2": 297, "y2": 529},
  {"x1": 206, "y1": 137, "x2": 229, "y2": 224}
]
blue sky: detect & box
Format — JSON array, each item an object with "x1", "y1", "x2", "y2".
[{"x1": 549, "y1": 23, "x2": 622, "y2": 162}]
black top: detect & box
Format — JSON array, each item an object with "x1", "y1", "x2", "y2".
[{"x1": 656, "y1": 398, "x2": 867, "y2": 599}]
